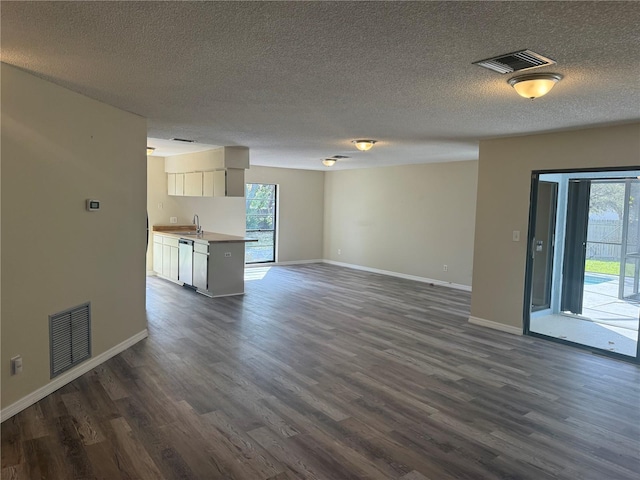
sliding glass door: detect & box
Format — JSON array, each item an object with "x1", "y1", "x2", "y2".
[
  {"x1": 618, "y1": 180, "x2": 640, "y2": 302},
  {"x1": 560, "y1": 179, "x2": 590, "y2": 314},
  {"x1": 531, "y1": 181, "x2": 558, "y2": 312},
  {"x1": 526, "y1": 170, "x2": 640, "y2": 362}
]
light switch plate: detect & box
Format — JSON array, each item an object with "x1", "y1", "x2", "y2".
[
  {"x1": 11, "y1": 355, "x2": 22, "y2": 375},
  {"x1": 512, "y1": 230, "x2": 520, "y2": 242}
]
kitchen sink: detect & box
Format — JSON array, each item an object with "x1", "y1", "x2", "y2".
[{"x1": 173, "y1": 231, "x2": 201, "y2": 236}]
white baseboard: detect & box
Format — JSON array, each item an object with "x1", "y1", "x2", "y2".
[
  {"x1": 468, "y1": 316, "x2": 522, "y2": 335},
  {"x1": 322, "y1": 259, "x2": 472, "y2": 292},
  {"x1": 0, "y1": 329, "x2": 149, "y2": 422},
  {"x1": 245, "y1": 259, "x2": 323, "y2": 267},
  {"x1": 146, "y1": 270, "x2": 156, "y2": 276}
]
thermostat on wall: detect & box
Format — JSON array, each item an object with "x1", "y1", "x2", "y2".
[{"x1": 86, "y1": 199, "x2": 100, "y2": 211}]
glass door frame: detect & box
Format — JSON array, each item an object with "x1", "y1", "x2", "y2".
[
  {"x1": 531, "y1": 181, "x2": 558, "y2": 312},
  {"x1": 524, "y1": 167, "x2": 640, "y2": 364},
  {"x1": 245, "y1": 183, "x2": 278, "y2": 264}
]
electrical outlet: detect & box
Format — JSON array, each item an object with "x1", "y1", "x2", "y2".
[
  {"x1": 11, "y1": 355, "x2": 22, "y2": 375},
  {"x1": 225, "y1": 252, "x2": 231, "y2": 257},
  {"x1": 170, "y1": 217, "x2": 178, "y2": 224},
  {"x1": 338, "y1": 249, "x2": 341, "y2": 255},
  {"x1": 158, "y1": 202, "x2": 163, "y2": 210},
  {"x1": 443, "y1": 265, "x2": 448, "y2": 272}
]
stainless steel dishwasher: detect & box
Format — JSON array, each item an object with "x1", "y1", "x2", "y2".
[{"x1": 178, "y1": 238, "x2": 194, "y2": 286}]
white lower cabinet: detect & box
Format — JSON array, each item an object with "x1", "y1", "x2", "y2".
[
  {"x1": 154, "y1": 233, "x2": 247, "y2": 297},
  {"x1": 154, "y1": 234, "x2": 179, "y2": 282},
  {"x1": 161, "y1": 245, "x2": 179, "y2": 282},
  {"x1": 153, "y1": 239, "x2": 163, "y2": 274}
]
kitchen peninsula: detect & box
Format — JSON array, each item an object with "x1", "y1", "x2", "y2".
[{"x1": 152, "y1": 225, "x2": 256, "y2": 297}]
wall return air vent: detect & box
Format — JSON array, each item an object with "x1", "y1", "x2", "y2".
[
  {"x1": 50, "y1": 302, "x2": 91, "y2": 378},
  {"x1": 473, "y1": 49, "x2": 556, "y2": 74}
]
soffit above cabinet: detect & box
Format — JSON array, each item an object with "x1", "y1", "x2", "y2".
[{"x1": 164, "y1": 146, "x2": 249, "y2": 173}]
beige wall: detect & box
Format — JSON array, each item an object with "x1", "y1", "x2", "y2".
[
  {"x1": 169, "y1": 195, "x2": 245, "y2": 237},
  {"x1": 471, "y1": 123, "x2": 640, "y2": 329},
  {"x1": 323, "y1": 161, "x2": 478, "y2": 287},
  {"x1": 1, "y1": 64, "x2": 148, "y2": 409},
  {"x1": 246, "y1": 166, "x2": 324, "y2": 262},
  {"x1": 146, "y1": 156, "x2": 183, "y2": 269}
]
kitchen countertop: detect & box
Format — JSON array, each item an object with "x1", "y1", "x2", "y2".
[{"x1": 153, "y1": 228, "x2": 257, "y2": 244}]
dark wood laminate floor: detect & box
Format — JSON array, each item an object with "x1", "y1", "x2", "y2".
[{"x1": 2, "y1": 264, "x2": 640, "y2": 479}]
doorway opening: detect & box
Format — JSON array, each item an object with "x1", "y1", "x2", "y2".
[
  {"x1": 245, "y1": 183, "x2": 277, "y2": 264},
  {"x1": 525, "y1": 169, "x2": 640, "y2": 362}
]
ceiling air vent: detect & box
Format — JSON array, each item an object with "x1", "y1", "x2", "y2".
[
  {"x1": 171, "y1": 138, "x2": 196, "y2": 143},
  {"x1": 473, "y1": 49, "x2": 556, "y2": 74}
]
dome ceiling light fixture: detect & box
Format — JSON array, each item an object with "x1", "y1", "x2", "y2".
[
  {"x1": 321, "y1": 154, "x2": 349, "y2": 167},
  {"x1": 146, "y1": 146, "x2": 156, "y2": 155},
  {"x1": 508, "y1": 73, "x2": 563, "y2": 99},
  {"x1": 322, "y1": 158, "x2": 337, "y2": 167},
  {"x1": 352, "y1": 139, "x2": 377, "y2": 151}
]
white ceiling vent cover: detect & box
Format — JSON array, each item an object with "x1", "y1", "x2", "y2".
[
  {"x1": 473, "y1": 50, "x2": 556, "y2": 74},
  {"x1": 50, "y1": 302, "x2": 91, "y2": 378}
]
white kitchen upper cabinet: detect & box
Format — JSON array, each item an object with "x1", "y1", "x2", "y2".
[
  {"x1": 213, "y1": 170, "x2": 226, "y2": 197},
  {"x1": 169, "y1": 169, "x2": 243, "y2": 197},
  {"x1": 175, "y1": 173, "x2": 185, "y2": 196},
  {"x1": 203, "y1": 171, "x2": 215, "y2": 197},
  {"x1": 184, "y1": 172, "x2": 203, "y2": 197},
  {"x1": 168, "y1": 173, "x2": 186, "y2": 196},
  {"x1": 167, "y1": 173, "x2": 176, "y2": 195}
]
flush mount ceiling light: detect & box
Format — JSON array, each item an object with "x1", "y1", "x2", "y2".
[
  {"x1": 322, "y1": 154, "x2": 349, "y2": 167},
  {"x1": 508, "y1": 73, "x2": 563, "y2": 99},
  {"x1": 352, "y1": 140, "x2": 377, "y2": 151},
  {"x1": 146, "y1": 146, "x2": 156, "y2": 155}
]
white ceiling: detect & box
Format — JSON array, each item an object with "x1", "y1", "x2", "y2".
[
  {"x1": 146, "y1": 137, "x2": 221, "y2": 158},
  {"x1": 2, "y1": 1, "x2": 639, "y2": 170}
]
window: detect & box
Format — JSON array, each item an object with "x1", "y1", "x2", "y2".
[{"x1": 245, "y1": 183, "x2": 277, "y2": 263}]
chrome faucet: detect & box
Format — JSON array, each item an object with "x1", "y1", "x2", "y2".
[{"x1": 193, "y1": 214, "x2": 202, "y2": 235}]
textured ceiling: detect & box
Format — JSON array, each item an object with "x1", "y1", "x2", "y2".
[{"x1": 2, "y1": 1, "x2": 639, "y2": 170}]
